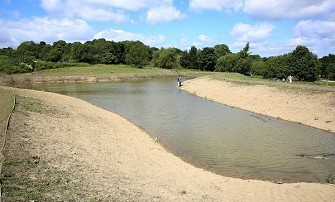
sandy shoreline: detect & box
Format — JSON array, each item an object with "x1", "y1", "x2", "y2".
[
  {"x1": 1, "y1": 85, "x2": 335, "y2": 201},
  {"x1": 181, "y1": 76, "x2": 335, "y2": 133}
]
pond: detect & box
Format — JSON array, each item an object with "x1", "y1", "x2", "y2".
[{"x1": 24, "y1": 79, "x2": 335, "y2": 183}]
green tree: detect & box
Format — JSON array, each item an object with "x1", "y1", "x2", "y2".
[
  {"x1": 70, "y1": 42, "x2": 83, "y2": 62},
  {"x1": 0, "y1": 47, "x2": 15, "y2": 57},
  {"x1": 155, "y1": 48, "x2": 180, "y2": 69},
  {"x1": 78, "y1": 42, "x2": 102, "y2": 64},
  {"x1": 263, "y1": 54, "x2": 291, "y2": 79},
  {"x1": 235, "y1": 43, "x2": 252, "y2": 75},
  {"x1": 180, "y1": 46, "x2": 198, "y2": 69},
  {"x1": 37, "y1": 41, "x2": 52, "y2": 61},
  {"x1": 234, "y1": 58, "x2": 252, "y2": 75},
  {"x1": 124, "y1": 41, "x2": 150, "y2": 68},
  {"x1": 45, "y1": 48, "x2": 62, "y2": 62},
  {"x1": 17, "y1": 41, "x2": 38, "y2": 58},
  {"x1": 289, "y1": 45, "x2": 319, "y2": 81},
  {"x1": 238, "y1": 42, "x2": 250, "y2": 59},
  {"x1": 215, "y1": 53, "x2": 239, "y2": 72},
  {"x1": 213, "y1": 44, "x2": 231, "y2": 60},
  {"x1": 319, "y1": 54, "x2": 335, "y2": 80},
  {"x1": 179, "y1": 50, "x2": 190, "y2": 68},
  {"x1": 251, "y1": 60, "x2": 268, "y2": 76},
  {"x1": 198, "y1": 47, "x2": 216, "y2": 71}
]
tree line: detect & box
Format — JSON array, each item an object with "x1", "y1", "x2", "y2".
[{"x1": 0, "y1": 38, "x2": 334, "y2": 81}]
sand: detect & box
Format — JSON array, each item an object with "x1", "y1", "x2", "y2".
[
  {"x1": 181, "y1": 76, "x2": 335, "y2": 133},
  {"x1": 1, "y1": 85, "x2": 334, "y2": 201}
]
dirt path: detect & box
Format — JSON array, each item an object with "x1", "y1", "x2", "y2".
[
  {"x1": 1, "y1": 86, "x2": 334, "y2": 201},
  {"x1": 180, "y1": 76, "x2": 335, "y2": 133}
]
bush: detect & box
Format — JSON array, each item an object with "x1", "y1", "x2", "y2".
[
  {"x1": 0, "y1": 56, "x2": 34, "y2": 74},
  {"x1": 327, "y1": 172, "x2": 335, "y2": 184},
  {"x1": 34, "y1": 61, "x2": 65, "y2": 71}
]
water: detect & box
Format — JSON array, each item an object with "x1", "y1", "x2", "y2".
[{"x1": 24, "y1": 79, "x2": 335, "y2": 182}]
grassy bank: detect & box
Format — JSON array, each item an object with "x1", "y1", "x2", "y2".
[
  {"x1": 0, "y1": 88, "x2": 14, "y2": 141},
  {"x1": 0, "y1": 64, "x2": 211, "y2": 85}
]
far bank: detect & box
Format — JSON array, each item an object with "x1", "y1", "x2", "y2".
[
  {"x1": 180, "y1": 76, "x2": 335, "y2": 133},
  {"x1": 0, "y1": 64, "x2": 210, "y2": 85}
]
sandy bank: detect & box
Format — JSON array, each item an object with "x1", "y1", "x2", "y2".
[
  {"x1": 181, "y1": 76, "x2": 335, "y2": 133},
  {"x1": 1, "y1": 86, "x2": 334, "y2": 201}
]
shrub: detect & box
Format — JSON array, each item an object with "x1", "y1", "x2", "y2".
[
  {"x1": 327, "y1": 172, "x2": 335, "y2": 184},
  {"x1": 0, "y1": 56, "x2": 34, "y2": 74}
]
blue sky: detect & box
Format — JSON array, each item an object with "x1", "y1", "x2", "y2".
[{"x1": 1, "y1": 0, "x2": 335, "y2": 57}]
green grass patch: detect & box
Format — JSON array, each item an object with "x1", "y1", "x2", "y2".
[
  {"x1": 34, "y1": 64, "x2": 205, "y2": 76},
  {"x1": 0, "y1": 88, "x2": 14, "y2": 137},
  {"x1": 36, "y1": 64, "x2": 156, "y2": 76}
]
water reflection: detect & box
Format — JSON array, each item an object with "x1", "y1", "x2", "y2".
[{"x1": 26, "y1": 79, "x2": 335, "y2": 182}]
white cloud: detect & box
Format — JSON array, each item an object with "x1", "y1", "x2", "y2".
[
  {"x1": 198, "y1": 34, "x2": 215, "y2": 42},
  {"x1": 294, "y1": 20, "x2": 335, "y2": 38},
  {"x1": 289, "y1": 20, "x2": 335, "y2": 56},
  {"x1": 146, "y1": 5, "x2": 185, "y2": 25},
  {"x1": 230, "y1": 22, "x2": 275, "y2": 43},
  {"x1": 40, "y1": 0, "x2": 181, "y2": 23},
  {"x1": 229, "y1": 20, "x2": 335, "y2": 57},
  {"x1": 189, "y1": 0, "x2": 243, "y2": 11},
  {"x1": 40, "y1": 0, "x2": 172, "y2": 11},
  {"x1": 72, "y1": 5, "x2": 128, "y2": 22},
  {"x1": 0, "y1": 17, "x2": 94, "y2": 48},
  {"x1": 94, "y1": 29, "x2": 166, "y2": 46},
  {"x1": 243, "y1": 0, "x2": 335, "y2": 19},
  {"x1": 41, "y1": 0, "x2": 62, "y2": 11},
  {"x1": 191, "y1": 34, "x2": 218, "y2": 48},
  {"x1": 40, "y1": 0, "x2": 128, "y2": 22}
]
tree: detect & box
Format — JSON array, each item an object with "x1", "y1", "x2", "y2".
[
  {"x1": 238, "y1": 42, "x2": 250, "y2": 59},
  {"x1": 70, "y1": 42, "x2": 83, "y2": 62},
  {"x1": 188, "y1": 46, "x2": 199, "y2": 69},
  {"x1": 319, "y1": 54, "x2": 335, "y2": 80},
  {"x1": 37, "y1": 41, "x2": 52, "y2": 61},
  {"x1": 213, "y1": 44, "x2": 231, "y2": 60},
  {"x1": 73, "y1": 42, "x2": 98, "y2": 64},
  {"x1": 251, "y1": 60, "x2": 268, "y2": 76},
  {"x1": 46, "y1": 48, "x2": 62, "y2": 62},
  {"x1": 234, "y1": 58, "x2": 252, "y2": 75},
  {"x1": 289, "y1": 45, "x2": 319, "y2": 81},
  {"x1": 124, "y1": 41, "x2": 150, "y2": 68},
  {"x1": 179, "y1": 50, "x2": 190, "y2": 68},
  {"x1": 155, "y1": 48, "x2": 180, "y2": 69},
  {"x1": 234, "y1": 43, "x2": 252, "y2": 75},
  {"x1": 17, "y1": 41, "x2": 38, "y2": 58},
  {"x1": 198, "y1": 47, "x2": 216, "y2": 71},
  {"x1": 180, "y1": 46, "x2": 199, "y2": 69},
  {"x1": 263, "y1": 54, "x2": 291, "y2": 79},
  {"x1": 215, "y1": 53, "x2": 239, "y2": 72}
]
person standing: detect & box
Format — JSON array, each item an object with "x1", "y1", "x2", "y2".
[{"x1": 177, "y1": 76, "x2": 182, "y2": 87}]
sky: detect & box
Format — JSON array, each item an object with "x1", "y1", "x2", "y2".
[{"x1": 0, "y1": 0, "x2": 335, "y2": 57}]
